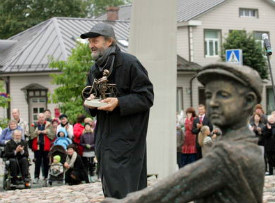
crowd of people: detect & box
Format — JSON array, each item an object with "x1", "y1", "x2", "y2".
[
  {"x1": 177, "y1": 103, "x2": 274, "y2": 176},
  {"x1": 0, "y1": 108, "x2": 97, "y2": 187},
  {"x1": 176, "y1": 104, "x2": 215, "y2": 168}
]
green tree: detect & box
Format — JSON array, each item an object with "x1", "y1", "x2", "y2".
[
  {"x1": 49, "y1": 43, "x2": 93, "y2": 123},
  {"x1": 221, "y1": 30, "x2": 268, "y2": 79},
  {"x1": 91, "y1": 0, "x2": 132, "y2": 17},
  {"x1": 0, "y1": 0, "x2": 93, "y2": 39},
  {"x1": 0, "y1": 81, "x2": 10, "y2": 128}
]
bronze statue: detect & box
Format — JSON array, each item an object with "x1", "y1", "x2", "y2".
[
  {"x1": 102, "y1": 63, "x2": 265, "y2": 203},
  {"x1": 82, "y1": 69, "x2": 117, "y2": 108}
]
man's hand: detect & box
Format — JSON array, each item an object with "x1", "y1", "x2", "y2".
[
  {"x1": 15, "y1": 145, "x2": 21, "y2": 153},
  {"x1": 98, "y1": 97, "x2": 119, "y2": 112},
  {"x1": 197, "y1": 123, "x2": 202, "y2": 129}
]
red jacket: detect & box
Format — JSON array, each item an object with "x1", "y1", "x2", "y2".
[
  {"x1": 30, "y1": 121, "x2": 54, "y2": 151},
  {"x1": 73, "y1": 123, "x2": 84, "y2": 156},
  {"x1": 32, "y1": 136, "x2": 52, "y2": 151}
]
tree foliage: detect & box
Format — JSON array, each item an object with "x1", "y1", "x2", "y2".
[
  {"x1": 91, "y1": 0, "x2": 132, "y2": 17},
  {"x1": 0, "y1": 0, "x2": 132, "y2": 39},
  {"x1": 221, "y1": 30, "x2": 268, "y2": 79},
  {"x1": 0, "y1": 82, "x2": 10, "y2": 109},
  {"x1": 0, "y1": 0, "x2": 93, "y2": 39},
  {"x1": 49, "y1": 43, "x2": 93, "y2": 123},
  {"x1": 0, "y1": 81, "x2": 10, "y2": 128}
]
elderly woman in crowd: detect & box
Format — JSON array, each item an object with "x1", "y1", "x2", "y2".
[{"x1": 0, "y1": 120, "x2": 24, "y2": 145}]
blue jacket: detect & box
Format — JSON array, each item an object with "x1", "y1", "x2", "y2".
[
  {"x1": 0, "y1": 126, "x2": 24, "y2": 145},
  {"x1": 54, "y1": 128, "x2": 72, "y2": 150}
]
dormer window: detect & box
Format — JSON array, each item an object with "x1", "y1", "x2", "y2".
[{"x1": 239, "y1": 8, "x2": 258, "y2": 18}]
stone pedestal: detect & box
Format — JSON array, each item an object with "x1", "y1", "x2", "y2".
[{"x1": 129, "y1": 0, "x2": 177, "y2": 178}]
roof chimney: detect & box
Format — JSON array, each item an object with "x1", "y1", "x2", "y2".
[{"x1": 106, "y1": 7, "x2": 119, "y2": 21}]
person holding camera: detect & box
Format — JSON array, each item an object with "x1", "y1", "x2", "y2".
[{"x1": 30, "y1": 113, "x2": 55, "y2": 185}]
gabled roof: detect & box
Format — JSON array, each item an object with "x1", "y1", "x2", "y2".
[
  {"x1": 177, "y1": 55, "x2": 202, "y2": 72},
  {"x1": 0, "y1": 17, "x2": 129, "y2": 73},
  {"x1": 21, "y1": 83, "x2": 48, "y2": 90},
  {"x1": 177, "y1": 0, "x2": 226, "y2": 22},
  {"x1": 96, "y1": 0, "x2": 227, "y2": 22}
]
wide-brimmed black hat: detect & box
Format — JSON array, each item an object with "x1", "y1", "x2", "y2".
[{"x1": 80, "y1": 23, "x2": 116, "y2": 39}]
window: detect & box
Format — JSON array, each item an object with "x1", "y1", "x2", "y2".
[
  {"x1": 254, "y1": 31, "x2": 269, "y2": 51},
  {"x1": 266, "y1": 87, "x2": 275, "y2": 115},
  {"x1": 198, "y1": 87, "x2": 206, "y2": 106},
  {"x1": 239, "y1": 8, "x2": 258, "y2": 18},
  {"x1": 177, "y1": 87, "x2": 183, "y2": 113},
  {"x1": 30, "y1": 97, "x2": 47, "y2": 123},
  {"x1": 204, "y1": 30, "x2": 221, "y2": 57}
]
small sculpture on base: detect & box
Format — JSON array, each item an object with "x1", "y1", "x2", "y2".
[{"x1": 82, "y1": 69, "x2": 117, "y2": 108}]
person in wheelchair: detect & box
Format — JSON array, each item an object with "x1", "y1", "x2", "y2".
[{"x1": 4, "y1": 129, "x2": 30, "y2": 185}]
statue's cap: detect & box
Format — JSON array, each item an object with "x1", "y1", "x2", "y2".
[{"x1": 197, "y1": 63, "x2": 262, "y2": 103}]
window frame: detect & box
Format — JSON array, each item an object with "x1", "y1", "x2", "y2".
[
  {"x1": 204, "y1": 29, "x2": 221, "y2": 57},
  {"x1": 266, "y1": 86, "x2": 275, "y2": 115},
  {"x1": 239, "y1": 8, "x2": 259, "y2": 18},
  {"x1": 177, "y1": 87, "x2": 184, "y2": 113},
  {"x1": 198, "y1": 87, "x2": 206, "y2": 106}
]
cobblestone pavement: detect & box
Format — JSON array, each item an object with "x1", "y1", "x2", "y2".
[{"x1": 0, "y1": 176, "x2": 274, "y2": 202}]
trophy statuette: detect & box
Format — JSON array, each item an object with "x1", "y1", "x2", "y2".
[{"x1": 82, "y1": 69, "x2": 117, "y2": 108}]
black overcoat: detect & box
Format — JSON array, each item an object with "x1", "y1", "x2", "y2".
[
  {"x1": 86, "y1": 48, "x2": 154, "y2": 199},
  {"x1": 5, "y1": 139, "x2": 29, "y2": 159}
]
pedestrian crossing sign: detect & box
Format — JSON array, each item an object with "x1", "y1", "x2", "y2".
[{"x1": 226, "y1": 49, "x2": 243, "y2": 65}]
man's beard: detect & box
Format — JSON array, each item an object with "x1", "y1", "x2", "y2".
[
  {"x1": 91, "y1": 47, "x2": 107, "y2": 60},
  {"x1": 14, "y1": 139, "x2": 21, "y2": 143}
]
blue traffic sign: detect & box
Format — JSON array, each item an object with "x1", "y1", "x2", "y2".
[{"x1": 226, "y1": 49, "x2": 243, "y2": 65}]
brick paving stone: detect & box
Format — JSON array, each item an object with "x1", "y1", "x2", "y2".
[{"x1": 0, "y1": 176, "x2": 274, "y2": 202}]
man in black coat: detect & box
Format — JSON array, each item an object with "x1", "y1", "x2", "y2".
[
  {"x1": 5, "y1": 129, "x2": 29, "y2": 184},
  {"x1": 80, "y1": 23, "x2": 154, "y2": 199},
  {"x1": 262, "y1": 115, "x2": 275, "y2": 175},
  {"x1": 192, "y1": 104, "x2": 213, "y2": 160}
]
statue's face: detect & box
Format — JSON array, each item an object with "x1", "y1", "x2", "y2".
[{"x1": 205, "y1": 80, "x2": 245, "y2": 128}]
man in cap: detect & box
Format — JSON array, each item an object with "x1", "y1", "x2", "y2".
[
  {"x1": 80, "y1": 23, "x2": 154, "y2": 198},
  {"x1": 103, "y1": 63, "x2": 264, "y2": 203}
]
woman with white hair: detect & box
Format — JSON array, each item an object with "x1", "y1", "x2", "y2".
[{"x1": 0, "y1": 120, "x2": 24, "y2": 145}]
